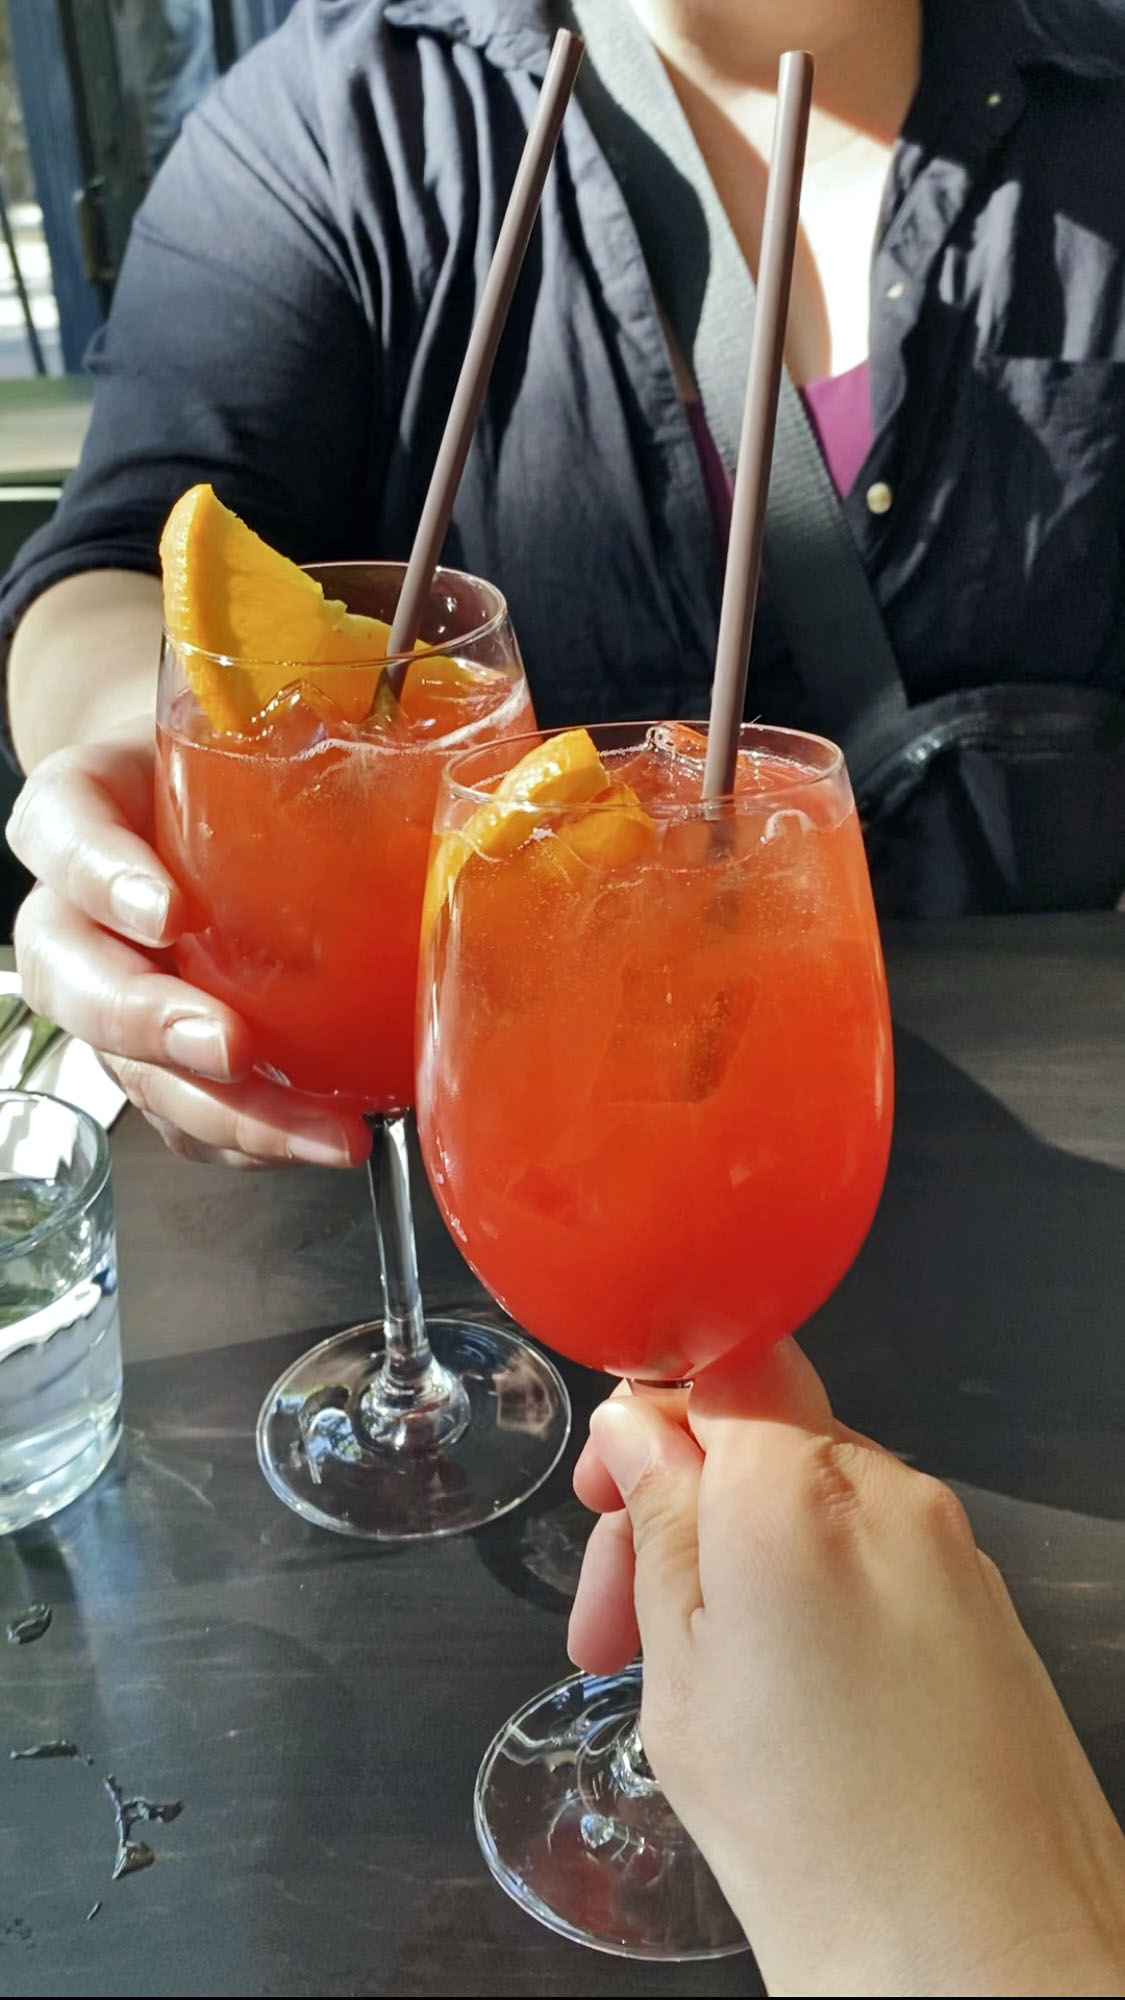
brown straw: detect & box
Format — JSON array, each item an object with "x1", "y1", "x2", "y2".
[
  {"x1": 384, "y1": 28, "x2": 584, "y2": 683},
  {"x1": 702, "y1": 51, "x2": 815, "y2": 800}
]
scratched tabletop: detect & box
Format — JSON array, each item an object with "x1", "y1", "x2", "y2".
[{"x1": 1, "y1": 914, "x2": 1123, "y2": 1997}]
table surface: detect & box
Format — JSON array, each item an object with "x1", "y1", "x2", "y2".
[{"x1": 1, "y1": 913, "x2": 1123, "y2": 1998}]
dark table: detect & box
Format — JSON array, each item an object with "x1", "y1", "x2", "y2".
[{"x1": 1, "y1": 914, "x2": 1123, "y2": 1997}]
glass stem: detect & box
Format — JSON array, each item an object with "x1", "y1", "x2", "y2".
[
  {"x1": 357, "y1": 1112, "x2": 470, "y2": 1452},
  {"x1": 367, "y1": 1111, "x2": 430, "y2": 1381},
  {"x1": 611, "y1": 1715, "x2": 660, "y2": 1796}
]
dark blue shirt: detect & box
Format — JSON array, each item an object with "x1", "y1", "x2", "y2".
[{"x1": 4, "y1": 0, "x2": 1125, "y2": 739}]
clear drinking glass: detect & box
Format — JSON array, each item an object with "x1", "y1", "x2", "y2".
[
  {"x1": 154, "y1": 563, "x2": 570, "y2": 1540},
  {"x1": 417, "y1": 720, "x2": 894, "y2": 1955},
  {"x1": 0, "y1": 1092, "x2": 121, "y2": 1534}
]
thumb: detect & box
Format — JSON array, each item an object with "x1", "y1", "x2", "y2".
[{"x1": 588, "y1": 1396, "x2": 704, "y2": 1664}]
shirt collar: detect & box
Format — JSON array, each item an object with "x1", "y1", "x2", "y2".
[{"x1": 381, "y1": 0, "x2": 555, "y2": 73}]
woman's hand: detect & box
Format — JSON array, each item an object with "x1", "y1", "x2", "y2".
[
  {"x1": 7, "y1": 723, "x2": 369, "y2": 1168},
  {"x1": 570, "y1": 1345, "x2": 1125, "y2": 1997}
]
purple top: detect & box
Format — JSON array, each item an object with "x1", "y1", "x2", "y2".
[
  {"x1": 800, "y1": 360, "x2": 874, "y2": 499},
  {"x1": 687, "y1": 359, "x2": 874, "y2": 553}
]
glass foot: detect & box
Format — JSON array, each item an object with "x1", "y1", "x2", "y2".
[
  {"x1": 256, "y1": 1317, "x2": 570, "y2": 1540},
  {"x1": 475, "y1": 1663, "x2": 748, "y2": 1960}
]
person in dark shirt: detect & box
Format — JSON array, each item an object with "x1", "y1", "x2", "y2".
[{"x1": 4, "y1": 0, "x2": 1125, "y2": 1137}]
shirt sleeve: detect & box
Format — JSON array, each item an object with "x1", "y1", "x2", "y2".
[
  {"x1": 0, "y1": 9, "x2": 376, "y2": 745},
  {"x1": 1017, "y1": 0, "x2": 1125, "y2": 74}
]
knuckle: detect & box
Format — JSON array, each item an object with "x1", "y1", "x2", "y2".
[
  {"x1": 6, "y1": 761, "x2": 64, "y2": 861},
  {"x1": 142, "y1": 1113, "x2": 191, "y2": 1159},
  {"x1": 143, "y1": 1115, "x2": 252, "y2": 1170},
  {"x1": 110, "y1": 1057, "x2": 162, "y2": 1117},
  {"x1": 229, "y1": 1108, "x2": 285, "y2": 1162},
  {"x1": 911, "y1": 1473, "x2": 975, "y2": 1552},
  {"x1": 163, "y1": 1128, "x2": 210, "y2": 1165},
  {"x1": 60, "y1": 834, "x2": 94, "y2": 914},
  {"x1": 792, "y1": 1433, "x2": 868, "y2": 1541},
  {"x1": 98, "y1": 980, "x2": 137, "y2": 1057},
  {"x1": 629, "y1": 1469, "x2": 696, "y2": 1563}
]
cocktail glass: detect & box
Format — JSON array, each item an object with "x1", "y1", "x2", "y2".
[
  {"x1": 155, "y1": 562, "x2": 570, "y2": 1539},
  {"x1": 417, "y1": 719, "x2": 893, "y2": 1955}
]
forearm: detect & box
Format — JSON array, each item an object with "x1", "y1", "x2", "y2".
[{"x1": 8, "y1": 570, "x2": 163, "y2": 773}]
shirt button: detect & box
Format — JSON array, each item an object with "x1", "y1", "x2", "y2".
[
  {"x1": 886, "y1": 279, "x2": 906, "y2": 301},
  {"x1": 866, "y1": 481, "x2": 893, "y2": 516}
]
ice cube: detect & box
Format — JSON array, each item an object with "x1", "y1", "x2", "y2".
[
  {"x1": 598, "y1": 945, "x2": 757, "y2": 1104},
  {"x1": 612, "y1": 723, "x2": 711, "y2": 814},
  {"x1": 248, "y1": 681, "x2": 350, "y2": 757},
  {"x1": 645, "y1": 722, "x2": 708, "y2": 765}
]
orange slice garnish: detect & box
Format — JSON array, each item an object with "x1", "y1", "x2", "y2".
[
  {"x1": 160, "y1": 484, "x2": 392, "y2": 732},
  {"x1": 422, "y1": 730, "x2": 656, "y2": 942}
]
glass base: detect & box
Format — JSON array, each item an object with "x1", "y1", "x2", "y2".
[
  {"x1": 475, "y1": 1664, "x2": 748, "y2": 1960},
  {"x1": 0, "y1": 1403, "x2": 121, "y2": 1535},
  {"x1": 256, "y1": 1317, "x2": 570, "y2": 1541}
]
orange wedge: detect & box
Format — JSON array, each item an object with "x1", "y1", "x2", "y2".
[
  {"x1": 160, "y1": 484, "x2": 392, "y2": 732},
  {"x1": 456, "y1": 727, "x2": 609, "y2": 862},
  {"x1": 421, "y1": 730, "x2": 656, "y2": 942}
]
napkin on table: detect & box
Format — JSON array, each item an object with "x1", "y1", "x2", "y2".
[{"x1": 0, "y1": 972, "x2": 127, "y2": 1131}]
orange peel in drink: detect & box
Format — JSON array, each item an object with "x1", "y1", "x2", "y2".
[
  {"x1": 422, "y1": 729, "x2": 656, "y2": 943},
  {"x1": 558, "y1": 783, "x2": 658, "y2": 868}
]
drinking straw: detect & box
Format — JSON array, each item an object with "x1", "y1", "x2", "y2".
[
  {"x1": 385, "y1": 28, "x2": 585, "y2": 680},
  {"x1": 701, "y1": 51, "x2": 815, "y2": 801}
]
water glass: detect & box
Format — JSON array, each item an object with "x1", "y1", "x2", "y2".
[{"x1": 0, "y1": 1093, "x2": 122, "y2": 1533}]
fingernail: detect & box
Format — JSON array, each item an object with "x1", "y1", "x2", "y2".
[
  {"x1": 589, "y1": 1402, "x2": 652, "y2": 1500},
  {"x1": 164, "y1": 1014, "x2": 231, "y2": 1078},
  {"x1": 286, "y1": 1120, "x2": 356, "y2": 1168},
  {"x1": 111, "y1": 871, "x2": 170, "y2": 941}
]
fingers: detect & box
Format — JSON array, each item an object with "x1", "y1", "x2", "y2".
[
  {"x1": 573, "y1": 1380, "x2": 690, "y2": 1514},
  {"x1": 586, "y1": 1396, "x2": 704, "y2": 1668},
  {"x1": 567, "y1": 1508, "x2": 640, "y2": 1674},
  {"x1": 688, "y1": 1337, "x2": 835, "y2": 1445},
  {"x1": 7, "y1": 725, "x2": 370, "y2": 1174},
  {"x1": 7, "y1": 737, "x2": 184, "y2": 948},
  {"x1": 15, "y1": 888, "x2": 251, "y2": 1082},
  {"x1": 572, "y1": 1343, "x2": 827, "y2": 1516},
  {"x1": 98, "y1": 1052, "x2": 370, "y2": 1168},
  {"x1": 572, "y1": 1436, "x2": 625, "y2": 1515},
  {"x1": 141, "y1": 1113, "x2": 285, "y2": 1170}
]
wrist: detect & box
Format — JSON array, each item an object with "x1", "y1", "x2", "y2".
[{"x1": 710, "y1": 1824, "x2": 1125, "y2": 1999}]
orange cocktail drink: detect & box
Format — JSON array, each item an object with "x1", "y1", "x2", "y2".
[
  {"x1": 155, "y1": 543, "x2": 532, "y2": 1112},
  {"x1": 418, "y1": 721, "x2": 892, "y2": 1382},
  {"x1": 156, "y1": 626, "x2": 530, "y2": 1112},
  {"x1": 152, "y1": 490, "x2": 569, "y2": 1545}
]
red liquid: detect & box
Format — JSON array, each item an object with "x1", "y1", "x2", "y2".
[
  {"x1": 418, "y1": 737, "x2": 893, "y2": 1379},
  {"x1": 155, "y1": 671, "x2": 533, "y2": 1111}
]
